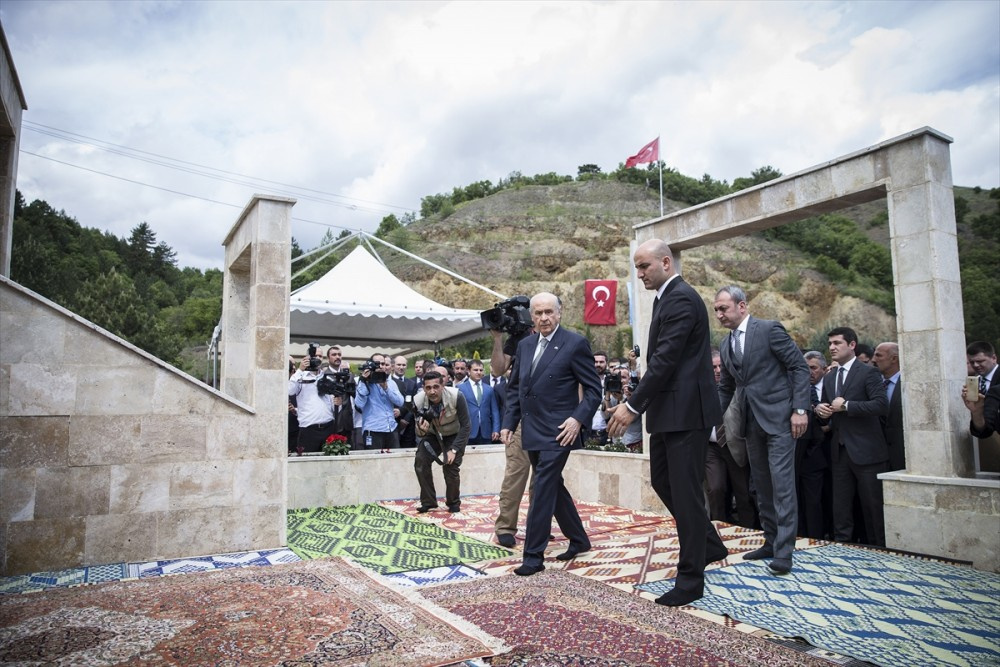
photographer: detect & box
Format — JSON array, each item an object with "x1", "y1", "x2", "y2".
[
  {"x1": 288, "y1": 343, "x2": 354, "y2": 453},
  {"x1": 413, "y1": 370, "x2": 471, "y2": 513},
  {"x1": 354, "y1": 353, "x2": 404, "y2": 450}
]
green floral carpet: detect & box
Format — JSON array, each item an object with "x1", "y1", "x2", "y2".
[{"x1": 287, "y1": 503, "x2": 510, "y2": 574}]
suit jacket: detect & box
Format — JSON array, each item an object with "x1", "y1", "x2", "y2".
[
  {"x1": 391, "y1": 375, "x2": 417, "y2": 418},
  {"x1": 970, "y1": 382, "x2": 1000, "y2": 438},
  {"x1": 458, "y1": 380, "x2": 501, "y2": 440},
  {"x1": 718, "y1": 316, "x2": 809, "y2": 436},
  {"x1": 882, "y1": 376, "x2": 905, "y2": 470},
  {"x1": 820, "y1": 360, "x2": 889, "y2": 465},
  {"x1": 627, "y1": 277, "x2": 721, "y2": 433},
  {"x1": 489, "y1": 376, "x2": 508, "y2": 416},
  {"x1": 503, "y1": 325, "x2": 602, "y2": 451}
]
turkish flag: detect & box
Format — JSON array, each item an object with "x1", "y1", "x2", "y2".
[
  {"x1": 584, "y1": 279, "x2": 617, "y2": 325},
  {"x1": 624, "y1": 137, "x2": 659, "y2": 168}
]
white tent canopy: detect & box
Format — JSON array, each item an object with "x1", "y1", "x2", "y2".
[{"x1": 289, "y1": 246, "x2": 489, "y2": 355}]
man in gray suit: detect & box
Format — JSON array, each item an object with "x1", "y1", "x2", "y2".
[
  {"x1": 714, "y1": 285, "x2": 809, "y2": 575},
  {"x1": 501, "y1": 292, "x2": 602, "y2": 576}
]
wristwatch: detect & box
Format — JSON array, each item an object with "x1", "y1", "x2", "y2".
[{"x1": 795, "y1": 408, "x2": 806, "y2": 415}]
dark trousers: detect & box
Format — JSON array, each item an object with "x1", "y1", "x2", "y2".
[
  {"x1": 521, "y1": 449, "x2": 588, "y2": 568},
  {"x1": 649, "y1": 428, "x2": 725, "y2": 595},
  {"x1": 832, "y1": 445, "x2": 888, "y2": 547},
  {"x1": 360, "y1": 430, "x2": 399, "y2": 450},
  {"x1": 705, "y1": 440, "x2": 756, "y2": 528},
  {"x1": 297, "y1": 420, "x2": 334, "y2": 453},
  {"x1": 414, "y1": 439, "x2": 464, "y2": 509},
  {"x1": 795, "y1": 439, "x2": 827, "y2": 539}
]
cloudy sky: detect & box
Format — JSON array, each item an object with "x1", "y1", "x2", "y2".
[{"x1": 3, "y1": 0, "x2": 998, "y2": 269}]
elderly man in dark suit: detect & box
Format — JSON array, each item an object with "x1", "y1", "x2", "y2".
[
  {"x1": 873, "y1": 342, "x2": 905, "y2": 471},
  {"x1": 714, "y1": 285, "x2": 810, "y2": 576},
  {"x1": 501, "y1": 292, "x2": 602, "y2": 576},
  {"x1": 607, "y1": 239, "x2": 727, "y2": 606},
  {"x1": 815, "y1": 327, "x2": 889, "y2": 547}
]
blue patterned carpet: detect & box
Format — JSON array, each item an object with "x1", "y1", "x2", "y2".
[{"x1": 636, "y1": 543, "x2": 1000, "y2": 667}]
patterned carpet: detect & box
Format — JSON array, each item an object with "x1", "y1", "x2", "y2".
[
  {"x1": 287, "y1": 503, "x2": 510, "y2": 573},
  {"x1": 379, "y1": 494, "x2": 676, "y2": 546},
  {"x1": 0, "y1": 557, "x2": 504, "y2": 666},
  {"x1": 419, "y1": 568, "x2": 833, "y2": 666},
  {"x1": 637, "y1": 543, "x2": 1000, "y2": 667}
]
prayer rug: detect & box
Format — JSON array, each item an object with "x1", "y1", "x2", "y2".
[
  {"x1": 381, "y1": 564, "x2": 486, "y2": 589},
  {"x1": 379, "y1": 494, "x2": 675, "y2": 546},
  {"x1": 0, "y1": 562, "x2": 129, "y2": 595},
  {"x1": 127, "y1": 547, "x2": 301, "y2": 578},
  {"x1": 420, "y1": 569, "x2": 831, "y2": 666},
  {"x1": 0, "y1": 557, "x2": 505, "y2": 667},
  {"x1": 636, "y1": 543, "x2": 1000, "y2": 667},
  {"x1": 287, "y1": 504, "x2": 510, "y2": 573}
]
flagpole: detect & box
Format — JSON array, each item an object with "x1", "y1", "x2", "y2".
[{"x1": 658, "y1": 135, "x2": 664, "y2": 217}]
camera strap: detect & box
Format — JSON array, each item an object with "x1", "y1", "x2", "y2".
[{"x1": 421, "y1": 431, "x2": 447, "y2": 465}]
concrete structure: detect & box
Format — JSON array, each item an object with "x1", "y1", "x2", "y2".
[
  {"x1": 632, "y1": 127, "x2": 998, "y2": 572},
  {"x1": 0, "y1": 24, "x2": 27, "y2": 278},
  {"x1": 0, "y1": 196, "x2": 292, "y2": 576}
]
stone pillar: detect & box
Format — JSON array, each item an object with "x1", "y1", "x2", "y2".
[
  {"x1": 220, "y1": 195, "x2": 295, "y2": 409},
  {"x1": 0, "y1": 27, "x2": 28, "y2": 278}
]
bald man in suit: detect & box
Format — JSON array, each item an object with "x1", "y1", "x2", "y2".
[{"x1": 501, "y1": 292, "x2": 602, "y2": 576}]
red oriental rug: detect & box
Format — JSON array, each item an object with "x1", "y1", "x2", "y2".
[
  {"x1": 419, "y1": 569, "x2": 831, "y2": 666},
  {"x1": 0, "y1": 557, "x2": 504, "y2": 667}
]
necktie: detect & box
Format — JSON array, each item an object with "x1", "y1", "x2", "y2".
[
  {"x1": 733, "y1": 330, "x2": 744, "y2": 363},
  {"x1": 530, "y1": 337, "x2": 548, "y2": 375},
  {"x1": 653, "y1": 295, "x2": 661, "y2": 311},
  {"x1": 883, "y1": 377, "x2": 891, "y2": 389},
  {"x1": 836, "y1": 367, "x2": 846, "y2": 397},
  {"x1": 811, "y1": 387, "x2": 820, "y2": 407},
  {"x1": 475, "y1": 382, "x2": 482, "y2": 403},
  {"x1": 980, "y1": 375, "x2": 988, "y2": 395}
]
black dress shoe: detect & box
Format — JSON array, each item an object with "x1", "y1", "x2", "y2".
[
  {"x1": 555, "y1": 543, "x2": 591, "y2": 561},
  {"x1": 447, "y1": 505, "x2": 461, "y2": 513},
  {"x1": 705, "y1": 547, "x2": 729, "y2": 565},
  {"x1": 742, "y1": 546, "x2": 773, "y2": 561},
  {"x1": 513, "y1": 563, "x2": 545, "y2": 576},
  {"x1": 655, "y1": 587, "x2": 702, "y2": 607},
  {"x1": 767, "y1": 558, "x2": 792, "y2": 575},
  {"x1": 416, "y1": 505, "x2": 438, "y2": 514},
  {"x1": 496, "y1": 533, "x2": 516, "y2": 548}
]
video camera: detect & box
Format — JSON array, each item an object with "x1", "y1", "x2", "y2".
[
  {"x1": 480, "y1": 295, "x2": 533, "y2": 336},
  {"x1": 306, "y1": 343, "x2": 323, "y2": 372},
  {"x1": 317, "y1": 369, "x2": 356, "y2": 397},
  {"x1": 360, "y1": 359, "x2": 388, "y2": 384},
  {"x1": 605, "y1": 370, "x2": 638, "y2": 395}
]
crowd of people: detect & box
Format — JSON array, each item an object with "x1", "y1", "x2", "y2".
[{"x1": 285, "y1": 237, "x2": 997, "y2": 605}]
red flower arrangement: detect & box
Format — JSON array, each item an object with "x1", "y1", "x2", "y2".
[{"x1": 323, "y1": 433, "x2": 350, "y2": 456}]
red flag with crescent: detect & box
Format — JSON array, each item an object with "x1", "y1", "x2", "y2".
[
  {"x1": 584, "y1": 279, "x2": 617, "y2": 325},
  {"x1": 624, "y1": 137, "x2": 659, "y2": 168}
]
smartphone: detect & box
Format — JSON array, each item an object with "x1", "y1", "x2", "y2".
[{"x1": 966, "y1": 376, "x2": 980, "y2": 401}]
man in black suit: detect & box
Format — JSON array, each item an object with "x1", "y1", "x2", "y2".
[
  {"x1": 501, "y1": 292, "x2": 602, "y2": 576},
  {"x1": 714, "y1": 285, "x2": 810, "y2": 576},
  {"x1": 797, "y1": 350, "x2": 830, "y2": 539},
  {"x1": 815, "y1": 327, "x2": 889, "y2": 547},
  {"x1": 391, "y1": 356, "x2": 417, "y2": 448},
  {"x1": 608, "y1": 239, "x2": 726, "y2": 606},
  {"x1": 873, "y1": 342, "x2": 905, "y2": 471}
]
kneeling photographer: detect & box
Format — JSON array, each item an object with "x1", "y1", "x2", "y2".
[
  {"x1": 412, "y1": 370, "x2": 471, "y2": 513},
  {"x1": 288, "y1": 344, "x2": 356, "y2": 453}
]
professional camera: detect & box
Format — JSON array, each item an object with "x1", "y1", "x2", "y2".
[
  {"x1": 317, "y1": 369, "x2": 356, "y2": 397},
  {"x1": 306, "y1": 343, "x2": 323, "y2": 372},
  {"x1": 414, "y1": 402, "x2": 443, "y2": 423},
  {"x1": 605, "y1": 373, "x2": 624, "y2": 394},
  {"x1": 480, "y1": 295, "x2": 533, "y2": 335},
  {"x1": 360, "y1": 359, "x2": 388, "y2": 384}
]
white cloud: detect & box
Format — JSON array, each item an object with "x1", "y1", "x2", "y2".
[{"x1": 2, "y1": 0, "x2": 997, "y2": 269}]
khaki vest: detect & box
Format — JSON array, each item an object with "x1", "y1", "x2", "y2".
[{"x1": 414, "y1": 387, "x2": 461, "y2": 437}]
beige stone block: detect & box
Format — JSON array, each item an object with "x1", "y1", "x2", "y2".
[
  {"x1": 254, "y1": 200, "x2": 295, "y2": 244},
  {"x1": 8, "y1": 363, "x2": 77, "y2": 416},
  {"x1": 235, "y1": 458, "x2": 284, "y2": 505},
  {"x1": 221, "y1": 378, "x2": 249, "y2": 406},
  {"x1": 169, "y1": 460, "x2": 236, "y2": 510},
  {"x1": 150, "y1": 371, "x2": 214, "y2": 416},
  {"x1": 886, "y1": 137, "x2": 935, "y2": 190},
  {"x1": 795, "y1": 168, "x2": 834, "y2": 207},
  {"x1": 85, "y1": 512, "x2": 158, "y2": 564},
  {"x1": 935, "y1": 485, "x2": 999, "y2": 514},
  {"x1": 896, "y1": 283, "x2": 943, "y2": 333},
  {"x1": 883, "y1": 504, "x2": 943, "y2": 557},
  {"x1": 326, "y1": 470, "x2": 362, "y2": 507},
  {"x1": 255, "y1": 243, "x2": 290, "y2": 287},
  {"x1": 75, "y1": 367, "x2": 157, "y2": 415},
  {"x1": 0, "y1": 416, "x2": 70, "y2": 467},
  {"x1": 5, "y1": 517, "x2": 86, "y2": 575},
  {"x1": 208, "y1": 415, "x2": 255, "y2": 460},
  {"x1": 255, "y1": 369, "x2": 288, "y2": 414},
  {"x1": 941, "y1": 511, "x2": 999, "y2": 572},
  {"x1": 110, "y1": 464, "x2": 170, "y2": 514},
  {"x1": 888, "y1": 183, "x2": 956, "y2": 239},
  {"x1": 0, "y1": 310, "x2": 67, "y2": 364},
  {"x1": 156, "y1": 507, "x2": 234, "y2": 559},
  {"x1": 881, "y1": 478, "x2": 938, "y2": 509},
  {"x1": 35, "y1": 466, "x2": 111, "y2": 518},
  {"x1": 831, "y1": 156, "x2": 877, "y2": 197},
  {"x1": 255, "y1": 284, "x2": 290, "y2": 331},
  {"x1": 240, "y1": 503, "x2": 286, "y2": 549},
  {"x1": 68, "y1": 415, "x2": 142, "y2": 465},
  {"x1": 64, "y1": 327, "x2": 146, "y2": 368},
  {"x1": 255, "y1": 326, "x2": 287, "y2": 371},
  {"x1": 0, "y1": 467, "x2": 36, "y2": 521},
  {"x1": 903, "y1": 428, "x2": 970, "y2": 477},
  {"x1": 760, "y1": 179, "x2": 797, "y2": 216},
  {"x1": 732, "y1": 190, "x2": 762, "y2": 226},
  {"x1": 598, "y1": 471, "x2": 620, "y2": 506},
  {"x1": 924, "y1": 137, "x2": 954, "y2": 189},
  {"x1": 140, "y1": 415, "x2": 207, "y2": 463}
]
